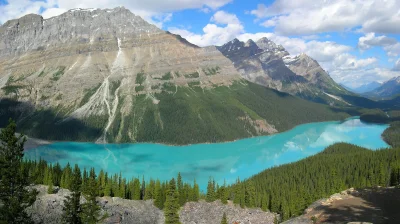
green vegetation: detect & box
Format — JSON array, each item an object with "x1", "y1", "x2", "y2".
[
  {"x1": 383, "y1": 121, "x2": 400, "y2": 147},
  {"x1": 164, "y1": 178, "x2": 181, "y2": 224},
  {"x1": 162, "y1": 82, "x2": 176, "y2": 92},
  {"x1": 1, "y1": 85, "x2": 24, "y2": 95},
  {"x1": 51, "y1": 66, "x2": 66, "y2": 81},
  {"x1": 359, "y1": 109, "x2": 400, "y2": 147},
  {"x1": 62, "y1": 164, "x2": 82, "y2": 224},
  {"x1": 0, "y1": 119, "x2": 37, "y2": 223},
  {"x1": 217, "y1": 143, "x2": 400, "y2": 220},
  {"x1": 1, "y1": 76, "x2": 25, "y2": 96},
  {"x1": 221, "y1": 213, "x2": 228, "y2": 224},
  {"x1": 80, "y1": 84, "x2": 102, "y2": 107},
  {"x1": 135, "y1": 85, "x2": 145, "y2": 92},
  {"x1": 152, "y1": 84, "x2": 161, "y2": 90},
  {"x1": 161, "y1": 72, "x2": 173, "y2": 80},
  {"x1": 203, "y1": 66, "x2": 220, "y2": 76},
  {"x1": 188, "y1": 81, "x2": 200, "y2": 88},
  {"x1": 184, "y1": 71, "x2": 200, "y2": 79},
  {"x1": 113, "y1": 81, "x2": 348, "y2": 145},
  {"x1": 0, "y1": 99, "x2": 107, "y2": 142},
  {"x1": 109, "y1": 80, "x2": 121, "y2": 95},
  {"x1": 55, "y1": 94, "x2": 63, "y2": 100},
  {"x1": 136, "y1": 72, "x2": 146, "y2": 85},
  {"x1": 38, "y1": 70, "x2": 46, "y2": 77},
  {"x1": 174, "y1": 71, "x2": 181, "y2": 78},
  {"x1": 22, "y1": 159, "x2": 200, "y2": 221}
]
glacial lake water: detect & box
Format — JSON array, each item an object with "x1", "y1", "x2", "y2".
[{"x1": 25, "y1": 118, "x2": 389, "y2": 190}]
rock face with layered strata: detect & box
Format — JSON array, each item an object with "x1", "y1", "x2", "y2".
[{"x1": 218, "y1": 37, "x2": 350, "y2": 104}]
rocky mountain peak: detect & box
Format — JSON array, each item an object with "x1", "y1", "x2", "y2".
[
  {"x1": 245, "y1": 39, "x2": 256, "y2": 47},
  {"x1": 0, "y1": 7, "x2": 163, "y2": 58}
]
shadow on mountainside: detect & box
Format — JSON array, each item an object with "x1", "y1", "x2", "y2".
[
  {"x1": 0, "y1": 98, "x2": 104, "y2": 142},
  {"x1": 313, "y1": 187, "x2": 400, "y2": 224}
]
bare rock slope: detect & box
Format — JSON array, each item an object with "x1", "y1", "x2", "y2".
[
  {"x1": 218, "y1": 38, "x2": 350, "y2": 104},
  {"x1": 27, "y1": 185, "x2": 277, "y2": 224}
]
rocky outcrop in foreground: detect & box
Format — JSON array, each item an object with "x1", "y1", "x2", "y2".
[
  {"x1": 283, "y1": 187, "x2": 400, "y2": 224},
  {"x1": 27, "y1": 185, "x2": 277, "y2": 224}
]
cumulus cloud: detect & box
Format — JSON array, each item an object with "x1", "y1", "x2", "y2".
[
  {"x1": 169, "y1": 10, "x2": 243, "y2": 46},
  {"x1": 357, "y1": 33, "x2": 400, "y2": 58},
  {"x1": 211, "y1": 10, "x2": 240, "y2": 25},
  {"x1": 250, "y1": 0, "x2": 400, "y2": 35}
]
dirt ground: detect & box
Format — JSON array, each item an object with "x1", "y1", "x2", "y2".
[{"x1": 315, "y1": 187, "x2": 400, "y2": 224}]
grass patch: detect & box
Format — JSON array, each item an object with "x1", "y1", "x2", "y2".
[
  {"x1": 38, "y1": 70, "x2": 46, "y2": 77},
  {"x1": 136, "y1": 72, "x2": 146, "y2": 85},
  {"x1": 151, "y1": 84, "x2": 161, "y2": 90},
  {"x1": 203, "y1": 66, "x2": 220, "y2": 76},
  {"x1": 184, "y1": 71, "x2": 200, "y2": 79},
  {"x1": 162, "y1": 82, "x2": 176, "y2": 92},
  {"x1": 50, "y1": 66, "x2": 66, "y2": 81},
  {"x1": 79, "y1": 83, "x2": 101, "y2": 107},
  {"x1": 188, "y1": 81, "x2": 200, "y2": 88},
  {"x1": 135, "y1": 86, "x2": 145, "y2": 92},
  {"x1": 161, "y1": 72, "x2": 173, "y2": 80}
]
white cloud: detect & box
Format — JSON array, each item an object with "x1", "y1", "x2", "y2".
[
  {"x1": 331, "y1": 67, "x2": 399, "y2": 88},
  {"x1": 169, "y1": 10, "x2": 243, "y2": 46},
  {"x1": 358, "y1": 33, "x2": 398, "y2": 52},
  {"x1": 211, "y1": 10, "x2": 240, "y2": 25},
  {"x1": 393, "y1": 59, "x2": 400, "y2": 71},
  {"x1": 386, "y1": 43, "x2": 400, "y2": 57},
  {"x1": 250, "y1": 0, "x2": 400, "y2": 35}
]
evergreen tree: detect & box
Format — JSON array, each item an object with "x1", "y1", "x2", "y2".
[
  {"x1": 47, "y1": 169, "x2": 54, "y2": 194},
  {"x1": 154, "y1": 180, "x2": 163, "y2": 209},
  {"x1": 164, "y1": 178, "x2": 181, "y2": 224},
  {"x1": 81, "y1": 168, "x2": 105, "y2": 223},
  {"x1": 220, "y1": 212, "x2": 228, "y2": 224},
  {"x1": 62, "y1": 164, "x2": 82, "y2": 224},
  {"x1": 177, "y1": 172, "x2": 185, "y2": 206},
  {"x1": 0, "y1": 119, "x2": 37, "y2": 224},
  {"x1": 206, "y1": 178, "x2": 215, "y2": 202}
]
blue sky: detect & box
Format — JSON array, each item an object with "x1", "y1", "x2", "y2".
[{"x1": 1, "y1": 0, "x2": 400, "y2": 87}]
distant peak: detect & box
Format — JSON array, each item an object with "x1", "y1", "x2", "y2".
[
  {"x1": 257, "y1": 37, "x2": 270, "y2": 42},
  {"x1": 245, "y1": 39, "x2": 256, "y2": 46}
]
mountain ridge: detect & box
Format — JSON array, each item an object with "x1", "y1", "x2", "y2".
[
  {"x1": 217, "y1": 37, "x2": 351, "y2": 105},
  {"x1": 0, "y1": 7, "x2": 350, "y2": 144},
  {"x1": 366, "y1": 76, "x2": 400, "y2": 99}
]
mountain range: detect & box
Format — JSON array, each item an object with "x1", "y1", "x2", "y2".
[
  {"x1": 365, "y1": 76, "x2": 400, "y2": 99},
  {"x1": 344, "y1": 81, "x2": 382, "y2": 94},
  {"x1": 0, "y1": 7, "x2": 383, "y2": 144}
]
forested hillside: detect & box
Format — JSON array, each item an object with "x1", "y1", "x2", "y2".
[
  {"x1": 220, "y1": 144, "x2": 400, "y2": 220},
  {"x1": 0, "y1": 81, "x2": 349, "y2": 144}
]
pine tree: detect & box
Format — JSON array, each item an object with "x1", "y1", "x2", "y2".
[
  {"x1": 0, "y1": 119, "x2": 37, "y2": 223},
  {"x1": 154, "y1": 180, "x2": 163, "y2": 209},
  {"x1": 62, "y1": 164, "x2": 82, "y2": 224},
  {"x1": 177, "y1": 172, "x2": 185, "y2": 206},
  {"x1": 47, "y1": 169, "x2": 54, "y2": 194},
  {"x1": 206, "y1": 178, "x2": 215, "y2": 202},
  {"x1": 220, "y1": 212, "x2": 228, "y2": 224},
  {"x1": 164, "y1": 178, "x2": 181, "y2": 224},
  {"x1": 81, "y1": 168, "x2": 105, "y2": 223}
]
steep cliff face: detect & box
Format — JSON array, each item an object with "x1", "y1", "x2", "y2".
[
  {"x1": 0, "y1": 8, "x2": 349, "y2": 144},
  {"x1": 0, "y1": 7, "x2": 244, "y2": 143},
  {"x1": 218, "y1": 38, "x2": 350, "y2": 104}
]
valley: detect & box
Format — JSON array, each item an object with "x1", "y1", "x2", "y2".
[{"x1": 0, "y1": 5, "x2": 400, "y2": 224}]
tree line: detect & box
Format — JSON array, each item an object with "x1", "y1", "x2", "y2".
[{"x1": 2, "y1": 118, "x2": 400, "y2": 223}]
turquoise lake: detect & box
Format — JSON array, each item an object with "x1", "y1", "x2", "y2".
[{"x1": 25, "y1": 118, "x2": 389, "y2": 190}]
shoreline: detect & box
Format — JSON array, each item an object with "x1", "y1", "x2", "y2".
[{"x1": 23, "y1": 117, "x2": 369, "y2": 149}]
